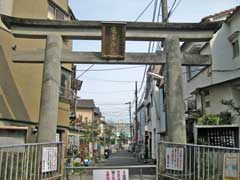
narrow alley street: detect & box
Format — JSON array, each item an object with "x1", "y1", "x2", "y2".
[
  {"x1": 98, "y1": 149, "x2": 147, "y2": 166},
  {"x1": 67, "y1": 150, "x2": 157, "y2": 180}
]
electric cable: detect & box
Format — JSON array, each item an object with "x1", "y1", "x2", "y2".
[
  {"x1": 76, "y1": 65, "x2": 145, "y2": 72},
  {"x1": 76, "y1": 64, "x2": 95, "y2": 79},
  {"x1": 135, "y1": 0, "x2": 155, "y2": 21}
]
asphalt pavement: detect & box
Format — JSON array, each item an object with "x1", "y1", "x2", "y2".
[{"x1": 98, "y1": 149, "x2": 146, "y2": 166}]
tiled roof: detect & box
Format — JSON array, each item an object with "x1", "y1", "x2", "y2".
[
  {"x1": 76, "y1": 99, "x2": 95, "y2": 109},
  {"x1": 202, "y1": 6, "x2": 239, "y2": 22}
]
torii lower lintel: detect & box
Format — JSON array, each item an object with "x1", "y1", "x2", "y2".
[{"x1": 12, "y1": 50, "x2": 212, "y2": 66}]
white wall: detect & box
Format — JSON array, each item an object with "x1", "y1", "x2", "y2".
[
  {"x1": 183, "y1": 10, "x2": 240, "y2": 113},
  {"x1": 210, "y1": 16, "x2": 240, "y2": 83}
]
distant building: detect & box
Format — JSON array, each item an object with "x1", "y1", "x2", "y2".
[
  {"x1": 76, "y1": 99, "x2": 96, "y2": 125},
  {"x1": 111, "y1": 121, "x2": 130, "y2": 137}
]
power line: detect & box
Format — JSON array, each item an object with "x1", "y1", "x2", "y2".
[
  {"x1": 138, "y1": 0, "x2": 160, "y2": 94},
  {"x1": 135, "y1": 0, "x2": 155, "y2": 21},
  {"x1": 76, "y1": 65, "x2": 145, "y2": 72},
  {"x1": 168, "y1": 0, "x2": 177, "y2": 17},
  {"x1": 81, "y1": 90, "x2": 134, "y2": 94},
  {"x1": 97, "y1": 104, "x2": 128, "y2": 106},
  {"x1": 82, "y1": 77, "x2": 145, "y2": 83},
  {"x1": 168, "y1": 0, "x2": 183, "y2": 18},
  {"x1": 76, "y1": 64, "x2": 95, "y2": 79},
  {"x1": 137, "y1": 65, "x2": 148, "y2": 93}
]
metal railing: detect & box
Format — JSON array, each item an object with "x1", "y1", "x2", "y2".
[
  {"x1": 159, "y1": 141, "x2": 240, "y2": 180},
  {"x1": 0, "y1": 142, "x2": 64, "y2": 180},
  {"x1": 65, "y1": 165, "x2": 158, "y2": 180}
]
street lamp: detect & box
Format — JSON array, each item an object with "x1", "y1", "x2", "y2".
[{"x1": 147, "y1": 72, "x2": 164, "y2": 80}]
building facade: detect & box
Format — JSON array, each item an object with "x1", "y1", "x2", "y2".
[
  {"x1": 0, "y1": 0, "x2": 76, "y2": 144},
  {"x1": 182, "y1": 7, "x2": 240, "y2": 122}
]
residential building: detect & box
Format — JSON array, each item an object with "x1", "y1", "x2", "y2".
[
  {"x1": 182, "y1": 7, "x2": 240, "y2": 123},
  {"x1": 181, "y1": 6, "x2": 240, "y2": 143},
  {"x1": 143, "y1": 65, "x2": 163, "y2": 162},
  {"x1": 0, "y1": 0, "x2": 77, "y2": 145},
  {"x1": 76, "y1": 99, "x2": 96, "y2": 125}
]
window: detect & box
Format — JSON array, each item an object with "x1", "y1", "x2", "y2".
[
  {"x1": 187, "y1": 66, "x2": 205, "y2": 80},
  {"x1": 204, "y1": 89, "x2": 210, "y2": 96},
  {"x1": 232, "y1": 40, "x2": 239, "y2": 58},
  {"x1": 48, "y1": 3, "x2": 55, "y2": 19},
  {"x1": 60, "y1": 68, "x2": 72, "y2": 100},
  {"x1": 48, "y1": 2, "x2": 68, "y2": 20},
  {"x1": 205, "y1": 101, "x2": 210, "y2": 108},
  {"x1": 228, "y1": 31, "x2": 239, "y2": 58}
]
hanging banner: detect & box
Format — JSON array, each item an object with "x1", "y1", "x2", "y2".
[
  {"x1": 93, "y1": 169, "x2": 129, "y2": 180},
  {"x1": 42, "y1": 147, "x2": 58, "y2": 173},
  {"x1": 223, "y1": 153, "x2": 239, "y2": 180},
  {"x1": 166, "y1": 148, "x2": 184, "y2": 171}
]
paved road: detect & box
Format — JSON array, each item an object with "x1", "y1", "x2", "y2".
[
  {"x1": 98, "y1": 150, "x2": 156, "y2": 179},
  {"x1": 98, "y1": 149, "x2": 146, "y2": 166}
]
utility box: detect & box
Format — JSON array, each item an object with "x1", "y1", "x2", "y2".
[{"x1": 194, "y1": 124, "x2": 239, "y2": 147}]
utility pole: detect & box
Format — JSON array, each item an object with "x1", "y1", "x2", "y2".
[
  {"x1": 135, "y1": 81, "x2": 138, "y2": 149},
  {"x1": 125, "y1": 102, "x2": 132, "y2": 144},
  {"x1": 162, "y1": 0, "x2": 168, "y2": 22}
]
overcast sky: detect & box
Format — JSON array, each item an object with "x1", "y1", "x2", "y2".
[{"x1": 68, "y1": 0, "x2": 239, "y2": 122}]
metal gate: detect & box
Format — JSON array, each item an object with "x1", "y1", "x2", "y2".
[
  {"x1": 0, "y1": 142, "x2": 64, "y2": 180},
  {"x1": 159, "y1": 141, "x2": 240, "y2": 180},
  {"x1": 65, "y1": 165, "x2": 158, "y2": 180}
]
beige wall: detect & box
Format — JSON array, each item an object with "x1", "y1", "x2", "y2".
[
  {"x1": 0, "y1": 0, "x2": 73, "y2": 130},
  {"x1": 76, "y1": 108, "x2": 94, "y2": 124},
  {"x1": 0, "y1": 0, "x2": 14, "y2": 15}
]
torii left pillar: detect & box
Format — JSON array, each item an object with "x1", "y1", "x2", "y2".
[{"x1": 37, "y1": 34, "x2": 62, "y2": 142}]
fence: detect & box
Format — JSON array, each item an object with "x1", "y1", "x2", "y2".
[
  {"x1": 0, "y1": 142, "x2": 64, "y2": 180},
  {"x1": 159, "y1": 141, "x2": 240, "y2": 180},
  {"x1": 65, "y1": 165, "x2": 158, "y2": 180}
]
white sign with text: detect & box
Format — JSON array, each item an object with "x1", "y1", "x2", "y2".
[
  {"x1": 166, "y1": 148, "x2": 184, "y2": 171},
  {"x1": 42, "y1": 147, "x2": 58, "y2": 173},
  {"x1": 93, "y1": 169, "x2": 129, "y2": 180}
]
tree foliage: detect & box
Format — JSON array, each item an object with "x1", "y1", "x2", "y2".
[{"x1": 221, "y1": 99, "x2": 240, "y2": 116}]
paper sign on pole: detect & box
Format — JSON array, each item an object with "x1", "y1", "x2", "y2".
[
  {"x1": 166, "y1": 148, "x2": 184, "y2": 171},
  {"x1": 42, "y1": 147, "x2": 58, "y2": 173},
  {"x1": 89, "y1": 142, "x2": 93, "y2": 158},
  {"x1": 223, "y1": 153, "x2": 239, "y2": 180},
  {"x1": 93, "y1": 169, "x2": 129, "y2": 180}
]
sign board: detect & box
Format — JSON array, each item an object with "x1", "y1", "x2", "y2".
[
  {"x1": 89, "y1": 142, "x2": 94, "y2": 158},
  {"x1": 166, "y1": 148, "x2": 184, "y2": 171},
  {"x1": 101, "y1": 22, "x2": 126, "y2": 60},
  {"x1": 42, "y1": 147, "x2": 58, "y2": 173},
  {"x1": 93, "y1": 169, "x2": 129, "y2": 180},
  {"x1": 223, "y1": 153, "x2": 239, "y2": 180}
]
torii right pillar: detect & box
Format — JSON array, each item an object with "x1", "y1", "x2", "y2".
[{"x1": 164, "y1": 37, "x2": 187, "y2": 143}]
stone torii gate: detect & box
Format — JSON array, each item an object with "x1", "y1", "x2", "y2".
[{"x1": 1, "y1": 15, "x2": 221, "y2": 143}]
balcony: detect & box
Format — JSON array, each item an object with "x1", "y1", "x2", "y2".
[{"x1": 59, "y1": 86, "x2": 74, "y2": 102}]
